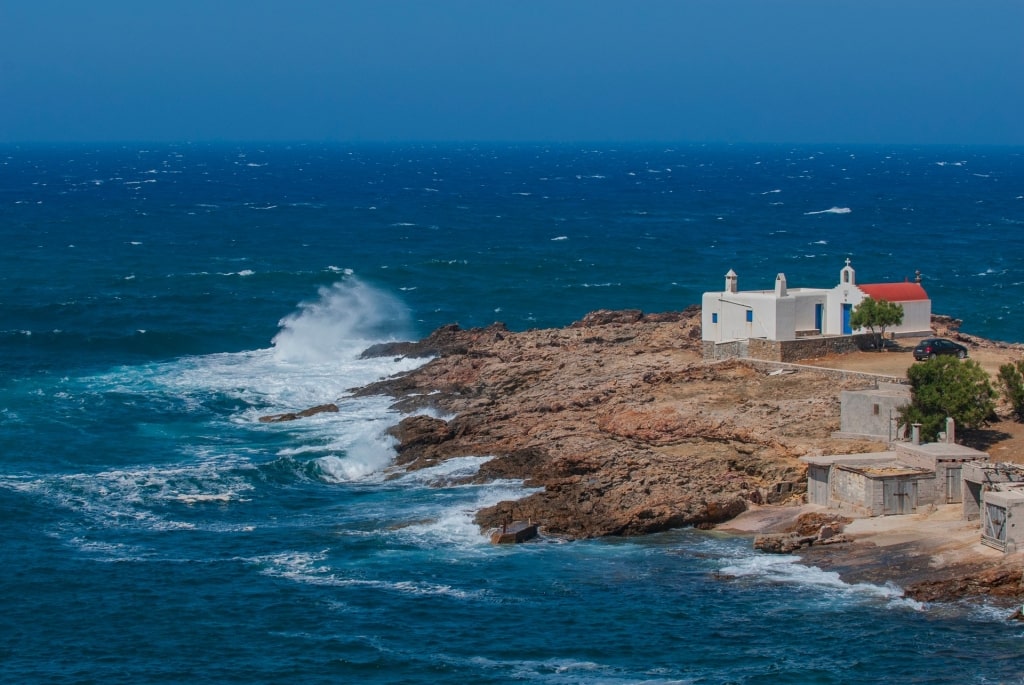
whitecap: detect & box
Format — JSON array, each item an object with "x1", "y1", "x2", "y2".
[
  {"x1": 551, "y1": 235, "x2": 569, "y2": 241},
  {"x1": 804, "y1": 207, "x2": 852, "y2": 215}
]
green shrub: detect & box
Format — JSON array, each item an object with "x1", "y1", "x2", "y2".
[
  {"x1": 997, "y1": 360, "x2": 1024, "y2": 422},
  {"x1": 899, "y1": 356, "x2": 996, "y2": 442}
]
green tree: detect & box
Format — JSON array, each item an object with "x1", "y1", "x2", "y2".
[
  {"x1": 899, "y1": 356, "x2": 996, "y2": 442},
  {"x1": 997, "y1": 360, "x2": 1024, "y2": 422},
  {"x1": 850, "y1": 297, "x2": 904, "y2": 350}
]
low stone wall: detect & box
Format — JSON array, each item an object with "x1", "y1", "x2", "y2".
[
  {"x1": 746, "y1": 334, "x2": 873, "y2": 362},
  {"x1": 702, "y1": 339, "x2": 748, "y2": 360},
  {"x1": 738, "y1": 359, "x2": 908, "y2": 385}
]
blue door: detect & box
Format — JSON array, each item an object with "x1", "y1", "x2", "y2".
[
  {"x1": 814, "y1": 304, "x2": 823, "y2": 333},
  {"x1": 842, "y1": 303, "x2": 852, "y2": 335}
]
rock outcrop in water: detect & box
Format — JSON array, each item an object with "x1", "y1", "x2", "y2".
[{"x1": 355, "y1": 308, "x2": 880, "y2": 539}]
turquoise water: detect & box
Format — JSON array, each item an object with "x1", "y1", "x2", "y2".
[{"x1": 1, "y1": 144, "x2": 1023, "y2": 683}]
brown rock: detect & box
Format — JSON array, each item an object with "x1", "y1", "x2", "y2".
[
  {"x1": 348, "y1": 308, "x2": 874, "y2": 539},
  {"x1": 258, "y1": 403, "x2": 339, "y2": 423}
]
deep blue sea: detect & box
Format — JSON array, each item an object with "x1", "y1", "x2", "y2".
[{"x1": 1, "y1": 143, "x2": 1022, "y2": 684}]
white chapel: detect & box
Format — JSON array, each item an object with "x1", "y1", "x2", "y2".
[{"x1": 701, "y1": 259, "x2": 932, "y2": 345}]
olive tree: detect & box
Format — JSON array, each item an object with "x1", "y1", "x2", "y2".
[
  {"x1": 899, "y1": 356, "x2": 996, "y2": 442},
  {"x1": 850, "y1": 297, "x2": 904, "y2": 350}
]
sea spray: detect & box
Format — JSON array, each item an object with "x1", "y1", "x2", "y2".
[{"x1": 271, "y1": 277, "x2": 413, "y2": 364}]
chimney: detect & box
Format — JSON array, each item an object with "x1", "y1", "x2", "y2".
[
  {"x1": 945, "y1": 417, "x2": 955, "y2": 444},
  {"x1": 725, "y1": 269, "x2": 738, "y2": 294},
  {"x1": 775, "y1": 273, "x2": 787, "y2": 297},
  {"x1": 911, "y1": 423, "x2": 921, "y2": 445}
]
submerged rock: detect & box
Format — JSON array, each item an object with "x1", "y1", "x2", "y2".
[{"x1": 258, "y1": 403, "x2": 339, "y2": 423}]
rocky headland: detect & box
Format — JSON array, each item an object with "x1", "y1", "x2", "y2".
[{"x1": 308, "y1": 308, "x2": 1024, "y2": 605}]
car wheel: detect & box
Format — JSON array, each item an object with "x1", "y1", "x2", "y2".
[
  {"x1": 929, "y1": 353, "x2": 937, "y2": 360},
  {"x1": 957, "y1": 350, "x2": 966, "y2": 359}
]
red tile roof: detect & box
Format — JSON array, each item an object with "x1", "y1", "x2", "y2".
[{"x1": 858, "y1": 282, "x2": 929, "y2": 302}]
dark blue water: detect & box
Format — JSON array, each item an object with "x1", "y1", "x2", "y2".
[{"x1": 2, "y1": 144, "x2": 1022, "y2": 684}]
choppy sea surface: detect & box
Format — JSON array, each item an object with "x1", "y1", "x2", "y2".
[{"x1": 1, "y1": 143, "x2": 1022, "y2": 684}]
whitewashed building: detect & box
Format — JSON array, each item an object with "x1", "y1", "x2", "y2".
[{"x1": 701, "y1": 259, "x2": 932, "y2": 346}]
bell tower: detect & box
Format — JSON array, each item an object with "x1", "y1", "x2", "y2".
[{"x1": 840, "y1": 258, "x2": 856, "y2": 286}]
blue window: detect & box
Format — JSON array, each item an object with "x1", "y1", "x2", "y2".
[
  {"x1": 746, "y1": 310, "x2": 753, "y2": 323},
  {"x1": 711, "y1": 313, "x2": 718, "y2": 323}
]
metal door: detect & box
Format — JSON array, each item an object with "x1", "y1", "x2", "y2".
[
  {"x1": 945, "y1": 466, "x2": 963, "y2": 504},
  {"x1": 842, "y1": 304, "x2": 852, "y2": 335}
]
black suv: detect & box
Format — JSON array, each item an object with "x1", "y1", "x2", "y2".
[{"x1": 912, "y1": 337, "x2": 968, "y2": 361}]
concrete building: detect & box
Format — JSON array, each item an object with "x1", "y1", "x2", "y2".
[
  {"x1": 962, "y1": 462, "x2": 1024, "y2": 521},
  {"x1": 802, "y1": 452, "x2": 935, "y2": 516},
  {"x1": 894, "y1": 436, "x2": 989, "y2": 507},
  {"x1": 804, "y1": 420, "x2": 989, "y2": 517},
  {"x1": 979, "y1": 487, "x2": 1024, "y2": 553},
  {"x1": 701, "y1": 259, "x2": 932, "y2": 354},
  {"x1": 833, "y1": 382, "x2": 911, "y2": 443},
  {"x1": 961, "y1": 462, "x2": 1024, "y2": 553}
]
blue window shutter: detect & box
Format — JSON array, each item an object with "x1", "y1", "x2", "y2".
[
  {"x1": 746, "y1": 310, "x2": 753, "y2": 323},
  {"x1": 712, "y1": 313, "x2": 718, "y2": 323}
]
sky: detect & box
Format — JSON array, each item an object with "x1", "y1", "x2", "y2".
[{"x1": 1, "y1": 1, "x2": 1022, "y2": 145}]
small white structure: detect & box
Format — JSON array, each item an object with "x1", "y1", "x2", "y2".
[{"x1": 701, "y1": 259, "x2": 932, "y2": 345}]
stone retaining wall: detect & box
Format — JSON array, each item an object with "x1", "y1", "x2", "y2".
[{"x1": 748, "y1": 335, "x2": 873, "y2": 362}]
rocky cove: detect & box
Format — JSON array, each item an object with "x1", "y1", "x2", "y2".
[{"x1": 289, "y1": 308, "x2": 1024, "y2": 605}]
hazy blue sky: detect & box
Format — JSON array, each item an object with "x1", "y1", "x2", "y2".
[{"x1": 2, "y1": 1, "x2": 1022, "y2": 145}]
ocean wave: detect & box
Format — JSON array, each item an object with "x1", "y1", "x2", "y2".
[
  {"x1": 0, "y1": 467, "x2": 208, "y2": 534},
  {"x1": 804, "y1": 207, "x2": 852, "y2": 215},
  {"x1": 718, "y1": 552, "x2": 921, "y2": 610},
  {"x1": 271, "y1": 277, "x2": 413, "y2": 364},
  {"x1": 251, "y1": 550, "x2": 488, "y2": 599}
]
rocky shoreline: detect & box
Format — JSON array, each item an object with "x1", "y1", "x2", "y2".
[{"x1": 300, "y1": 308, "x2": 1024, "y2": 606}]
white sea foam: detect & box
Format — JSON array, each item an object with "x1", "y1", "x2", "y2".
[
  {"x1": 551, "y1": 235, "x2": 569, "y2": 241},
  {"x1": 312, "y1": 431, "x2": 399, "y2": 483},
  {"x1": 393, "y1": 476, "x2": 542, "y2": 548},
  {"x1": 251, "y1": 550, "x2": 486, "y2": 599},
  {"x1": 719, "y1": 552, "x2": 920, "y2": 610},
  {"x1": 804, "y1": 207, "x2": 852, "y2": 215},
  {"x1": 397, "y1": 456, "x2": 495, "y2": 485},
  {"x1": 0, "y1": 455, "x2": 254, "y2": 534}
]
